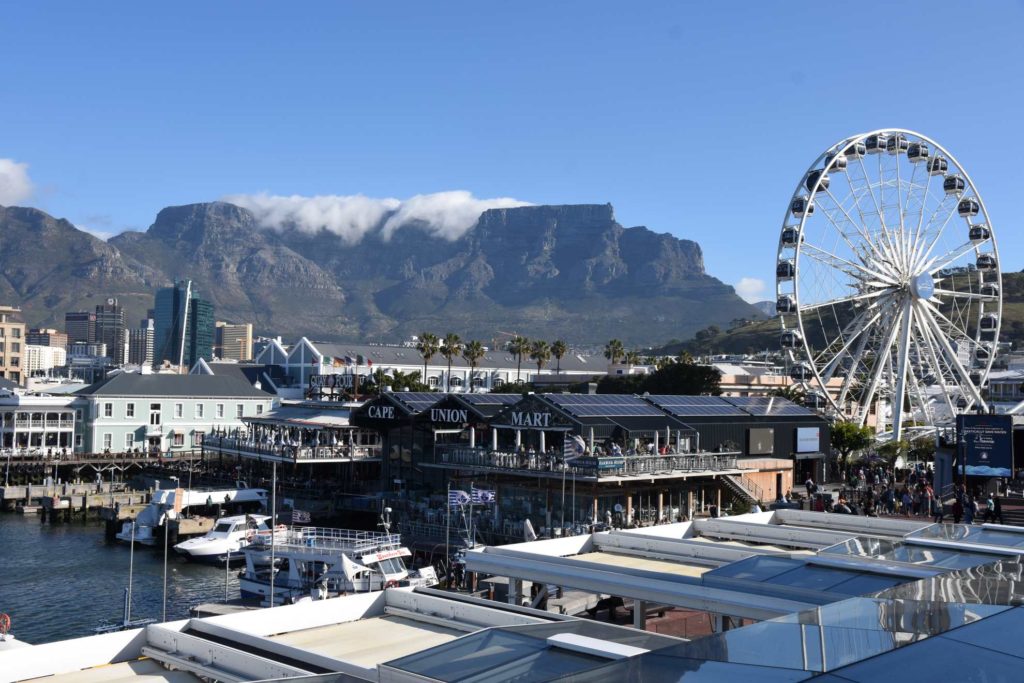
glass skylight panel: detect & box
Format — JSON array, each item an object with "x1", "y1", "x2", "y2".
[
  {"x1": 824, "y1": 634, "x2": 1024, "y2": 682},
  {"x1": 908, "y1": 523, "x2": 1024, "y2": 549},
  {"x1": 704, "y1": 555, "x2": 804, "y2": 582}
]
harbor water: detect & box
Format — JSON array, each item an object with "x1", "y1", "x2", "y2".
[{"x1": 0, "y1": 515, "x2": 242, "y2": 644}]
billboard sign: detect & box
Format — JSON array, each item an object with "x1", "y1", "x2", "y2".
[
  {"x1": 957, "y1": 414, "x2": 1013, "y2": 477},
  {"x1": 796, "y1": 427, "x2": 820, "y2": 453}
]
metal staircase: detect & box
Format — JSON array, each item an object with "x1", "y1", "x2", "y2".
[{"x1": 722, "y1": 474, "x2": 763, "y2": 505}]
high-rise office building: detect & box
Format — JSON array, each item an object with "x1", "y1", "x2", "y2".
[
  {"x1": 153, "y1": 281, "x2": 215, "y2": 368},
  {"x1": 0, "y1": 305, "x2": 26, "y2": 384},
  {"x1": 95, "y1": 298, "x2": 126, "y2": 366},
  {"x1": 128, "y1": 318, "x2": 155, "y2": 367},
  {"x1": 214, "y1": 321, "x2": 254, "y2": 361},
  {"x1": 27, "y1": 328, "x2": 69, "y2": 350},
  {"x1": 65, "y1": 311, "x2": 96, "y2": 344}
]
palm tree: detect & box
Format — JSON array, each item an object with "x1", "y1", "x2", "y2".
[
  {"x1": 604, "y1": 339, "x2": 625, "y2": 365},
  {"x1": 416, "y1": 332, "x2": 439, "y2": 389},
  {"x1": 529, "y1": 340, "x2": 551, "y2": 376},
  {"x1": 462, "y1": 340, "x2": 485, "y2": 392},
  {"x1": 676, "y1": 350, "x2": 694, "y2": 365},
  {"x1": 551, "y1": 340, "x2": 567, "y2": 374},
  {"x1": 440, "y1": 333, "x2": 463, "y2": 392},
  {"x1": 624, "y1": 350, "x2": 642, "y2": 366},
  {"x1": 506, "y1": 335, "x2": 530, "y2": 384}
]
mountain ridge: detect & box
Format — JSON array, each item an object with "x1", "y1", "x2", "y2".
[{"x1": 1, "y1": 201, "x2": 763, "y2": 346}]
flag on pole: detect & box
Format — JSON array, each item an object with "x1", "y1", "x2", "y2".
[
  {"x1": 448, "y1": 489, "x2": 471, "y2": 507},
  {"x1": 563, "y1": 434, "x2": 586, "y2": 460},
  {"x1": 471, "y1": 487, "x2": 496, "y2": 504}
]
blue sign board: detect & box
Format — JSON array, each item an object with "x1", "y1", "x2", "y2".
[{"x1": 957, "y1": 414, "x2": 1014, "y2": 477}]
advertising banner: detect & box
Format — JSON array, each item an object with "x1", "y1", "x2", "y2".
[
  {"x1": 796, "y1": 427, "x2": 820, "y2": 453},
  {"x1": 957, "y1": 414, "x2": 1013, "y2": 477}
]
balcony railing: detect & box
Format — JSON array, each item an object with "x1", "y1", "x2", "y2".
[
  {"x1": 204, "y1": 435, "x2": 381, "y2": 462},
  {"x1": 430, "y1": 444, "x2": 738, "y2": 479},
  {"x1": 7, "y1": 420, "x2": 74, "y2": 430}
]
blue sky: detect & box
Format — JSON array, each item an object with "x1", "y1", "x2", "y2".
[{"x1": 2, "y1": 2, "x2": 1023, "y2": 303}]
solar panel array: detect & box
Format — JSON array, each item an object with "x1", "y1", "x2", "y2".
[
  {"x1": 722, "y1": 396, "x2": 813, "y2": 416},
  {"x1": 458, "y1": 393, "x2": 521, "y2": 407},
  {"x1": 543, "y1": 393, "x2": 665, "y2": 418},
  {"x1": 644, "y1": 395, "x2": 747, "y2": 417},
  {"x1": 388, "y1": 392, "x2": 444, "y2": 413}
]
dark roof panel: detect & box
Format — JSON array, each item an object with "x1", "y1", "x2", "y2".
[{"x1": 74, "y1": 373, "x2": 272, "y2": 399}]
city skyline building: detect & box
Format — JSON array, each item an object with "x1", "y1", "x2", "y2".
[
  {"x1": 26, "y1": 327, "x2": 68, "y2": 351},
  {"x1": 94, "y1": 298, "x2": 126, "y2": 365},
  {"x1": 128, "y1": 318, "x2": 155, "y2": 367},
  {"x1": 153, "y1": 281, "x2": 215, "y2": 369},
  {"x1": 64, "y1": 311, "x2": 96, "y2": 345},
  {"x1": 214, "y1": 321, "x2": 253, "y2": 361},
  {"x1": 0, "y1": 305, "x2": 26, "y2": 385}
]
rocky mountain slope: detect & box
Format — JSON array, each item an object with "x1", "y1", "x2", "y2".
[{"x1": 2, "y1": 201, "x2": 763, "y2": 346}]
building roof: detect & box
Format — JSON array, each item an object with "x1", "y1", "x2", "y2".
[
  {"x1": 0, "y1": 376, "x2": 19, "y2": 392},
  {"x1": 311, "y1": 341, "x2": 604, "y2": 374},
  {"x1": 74, "y1": 373, "x2": 273, "y2": 399},
  {"x1": 205, "y1": 362, "x2": 280, "y2": 395}
]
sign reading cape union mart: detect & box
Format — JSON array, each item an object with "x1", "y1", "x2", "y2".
[{"x1": 957, "y1": 414, "x2": 1014, "y2": 477}]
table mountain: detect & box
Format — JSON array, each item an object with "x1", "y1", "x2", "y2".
[{"x1": 1, "y1": 201, "x2": 763, "y2": 346}]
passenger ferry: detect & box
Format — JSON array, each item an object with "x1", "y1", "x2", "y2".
[{"x1": 238, "y1": 526, "x2": 437, "y2": 604}]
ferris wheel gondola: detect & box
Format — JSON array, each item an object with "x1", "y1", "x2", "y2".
[{"x1": 775, "y1": 129, "x2": 1001, "y2": 441}]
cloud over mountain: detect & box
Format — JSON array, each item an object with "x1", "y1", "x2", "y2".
[
  {"x1": 222, "y1": 190, "x2": 531, "y2": 244},
  {"x1": 0, "y1": 158, "x2": 34, "y2": 205}
]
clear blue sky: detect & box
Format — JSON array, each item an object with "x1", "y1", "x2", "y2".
[{"x1": 2, "y1": 2, "x2": 1023, "y2": 303}]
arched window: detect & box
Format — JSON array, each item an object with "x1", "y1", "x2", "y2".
[
  {"x1": 427, "y1": 376, "x2": 439, "y2": 387},
  {"x1": 449, "y1": 377, "x2": 463, "y2": 387}
]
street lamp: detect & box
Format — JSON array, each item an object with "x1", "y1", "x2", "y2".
[{"x1": 164, "y1": 475, "x2": 179, "y2": 622}]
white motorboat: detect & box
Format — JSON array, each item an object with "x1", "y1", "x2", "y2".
[
  {"x1": 115, "y1": 487, "x2": 268, "y2": 546},
  {"x1": 173, "y1": 514, "x2": 272, "y2": 564},
  {"x1": 238, "y1": 526, "x2": 437, "y2": 604}
]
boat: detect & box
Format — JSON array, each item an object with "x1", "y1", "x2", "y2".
[
  {"x1": 173, "y1": 514, "x2": 272, "y2": 564},
  {"x1": 238, "y1": 526, "x2": 437, "y2": 604},
  {"x1": 115, "y1": 487, "x2": 268, "y2": 546}
]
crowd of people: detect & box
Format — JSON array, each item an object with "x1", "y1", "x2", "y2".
[{"x1": 800, "y1": 465, "x2": 1005, "y2": 524}]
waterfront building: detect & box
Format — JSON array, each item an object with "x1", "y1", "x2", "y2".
[
  {"x1": 63, "y1": 310, "x2": 96, "y2": 344},
  {"x1": 26, "y1": 327, "x2": 68, "y2": 351},
  {"x1": 258, "y1": 337, "x2": 605, "y2": 395},
  {"x1": 23, "y1": 345, "x2": 67, "y2": 377},
  {"x1": 127, "y1": 318, "x2": 155, "y2": 366},
  {"x1": 0, "y1": 389, "x2": 76, "y2": 451},
  {"x1": 153, "y1": 280, "x2": 215, "y2": 368},
  {"x1": 0, "y1": 305, "x2": 26, "y2": 385},
  {"x1": 214, "y1": 321, "x2": 253, "y2": 361},
  {"x1": 94, "y1": 297, "x2": 126, "y2": 365},
  {"x1": 72, "y1": 373, "x2": 275, "y2": 454}
]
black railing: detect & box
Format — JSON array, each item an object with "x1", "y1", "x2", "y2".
[
  {"x1": 431, "y1": 445, "x2": 738, "y2": 479},
  {"x1": 204, "y1": 435, "x2": 381, "y2": 462}
]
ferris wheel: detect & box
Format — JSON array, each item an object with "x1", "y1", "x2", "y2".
[{"x1": 775, "y1": 129, "x2": 1001, "y2": 441}]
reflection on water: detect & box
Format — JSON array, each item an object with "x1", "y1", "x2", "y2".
[{"x1": 0, "y1": 515, "x2": 241, "y2": 644}]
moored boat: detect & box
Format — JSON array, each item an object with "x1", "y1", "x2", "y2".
[
  {"x1": 115, "y1": 487, "x2": 268, "y2": 546},
  {"x1": 173, "y1": 514, "x2": 272, "y2": 564}
]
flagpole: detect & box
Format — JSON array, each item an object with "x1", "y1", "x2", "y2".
[
  {"x1": 445, "y1": 481, "x2": 451, "y2": 583},
  {"x1": 469, "y1": 480, "x2": 475, "y2": 549}
]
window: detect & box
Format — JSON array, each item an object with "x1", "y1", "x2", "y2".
[
  {"x1": 103, "y1": 433, "x2": 112, "y2": 450},
  {"x1": 75, "y1": 434, "x2": 82, "y2": 448},
  {"x1": 125, "y1": 433, "x2": 133, "y2": 449},
  {"x1": 174, "y1": 403, "x2": 183, "y2": 419},
  {"x1": 172, "y1": 433, "x2": 184, "y2": 447},
  {"x1": 126, "y1": 403, "x2": 135, "y2": 418},
  {"x1": 10, "y1": 357, "x2": 18, "y2": 367},
  {"x1": 427, "y1": 376, "x2": 439, "y2": 387},
  {"x1": 104, "y1": 403, "x2": 113, "y2": 418},
  {"x1": 75, "y1": 409, "x2": 82, "y2": 421},
  {"x1": 0, "y1": 342, "x2": 5, "y2": 352},
  {"x1": 12, "y1": 328, "x2": 20, "y2": 339},
  {"x1": 236, "y1": 404, "x2": 244, "y2": 418},
  {"x1": 193, "y1": 431, "x2": 205, "y2": 446},
  {"x1": 196, "y1": 403, "x2": 204, "y2": 418},
  {"x1": 256, "y1": 404, "x2": 264, "y2": 415},
  {"x1": 11, "y1": 342, "x2": 20, "y2": 353},
  {"x1": 216, "y1": 403, "x2": 224, "y2": 418}
]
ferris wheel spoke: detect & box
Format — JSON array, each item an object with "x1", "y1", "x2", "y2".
[
  {"x1": 917, "y1": 303, "x2": 986, "y2": 407},
  {"x1": 924, "y1": 241, "x2": 981, "y2": 276},
  {"x1": 855, "y1": 318, "x2": 900, "y2": 426},
  {"x1": 800, "y1": 242, "x2": 897, "y2": 284},
  {"x1": 932, "y1": 288, "x2": 990, "y2": 301},
  {"x1": 819, "y1": 186, "x2": 892, "y2": 267},
  {"x1": 913, "y1": 196, "x2": 966, "y2": 270},
  {"x1": 798, "y1": 288, "x2": 887, "y2": 313},
  {"x1": 817, "y1": 307, "x2": 884, "y2": 379},
  {"x1": 920, "y1": 298, "x2": 972, "y2": 342},
  {"x1": 913, "y1": 307, "x2": 958, "y2": 419}
]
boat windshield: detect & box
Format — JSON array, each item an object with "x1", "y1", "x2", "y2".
[
  {"x1": 377, "y1": 557, "x2": 405, "y2": 576},
  {"x1": 214, "y1": 522, "x2": 233, "y2": 533}
]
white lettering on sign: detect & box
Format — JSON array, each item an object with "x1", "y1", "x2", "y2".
[
  {"x1": 361, "y1": 547, "x2": 412, "y2": 563},
  {"x1": 511, "y1": 411, "x2": 552, "y2": 428},
  {"x1": 368, "y1": 405, "x2": 395, "y2": 420},
  {"x1": 431, "y1": 408, "x2": 468, "y2": 423}
]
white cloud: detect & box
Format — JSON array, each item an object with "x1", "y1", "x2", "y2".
[
  {"x1": 223, "y1": 190, "x2": 531, "y2": 244},
  {"x1": 734, "y1": 277, "x2": 767, "y2": 303},
  {"x1": 0, "y1": 158, "x2": 34, "y2": 205},
  {"x1": 76, "y1": 224, "x2": 114, "y2": 241}
]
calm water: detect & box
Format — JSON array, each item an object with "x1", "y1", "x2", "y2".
[{"x1": 0, "y1": 515, "x2": 241, "y2": 644}]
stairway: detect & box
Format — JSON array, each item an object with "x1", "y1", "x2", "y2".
[{"x1": 722, "y1": 475, "x2": 763, "y2": 505}]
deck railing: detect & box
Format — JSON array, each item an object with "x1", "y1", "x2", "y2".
[
  {"x1": 252, "y1": 526, "x2": 401, "y2": 555},
  {"x1": 430, "y1": 445, "x2": 738, "y2": 479},
  {"x1": 204, "y1": 435, "x2": 380, "y2": 462}
]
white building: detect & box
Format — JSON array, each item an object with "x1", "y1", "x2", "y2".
[{"x1": 24, "y1": 344, "x2": 67, "y2": 376}]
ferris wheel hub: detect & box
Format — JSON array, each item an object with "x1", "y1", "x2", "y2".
[{"x1": 910, "y1": 273, "x2": 935, "y2": 300}]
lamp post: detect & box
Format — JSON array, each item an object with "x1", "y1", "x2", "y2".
[{"x1": 164, "y1": 475, "x2": 178, "y2": 623}]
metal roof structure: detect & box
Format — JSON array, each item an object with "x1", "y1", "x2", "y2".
[{"x1": 73, "y1": 373, "x2": 273, "y2": 399}]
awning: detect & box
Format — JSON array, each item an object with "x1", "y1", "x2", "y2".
[
  {"x1": 794, "y1": 452, "x2": 826, "y2": 460},
  {"x1": 607, "y1": 415, "x2": 694, "y2": 437},
  {"x1": 245, "y1": 406, "x2": 351, "y2": 429}
]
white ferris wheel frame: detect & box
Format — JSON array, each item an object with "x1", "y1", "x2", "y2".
[{"x1": 776, "y1": 128, "x2": 1002, "y2": 442}]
